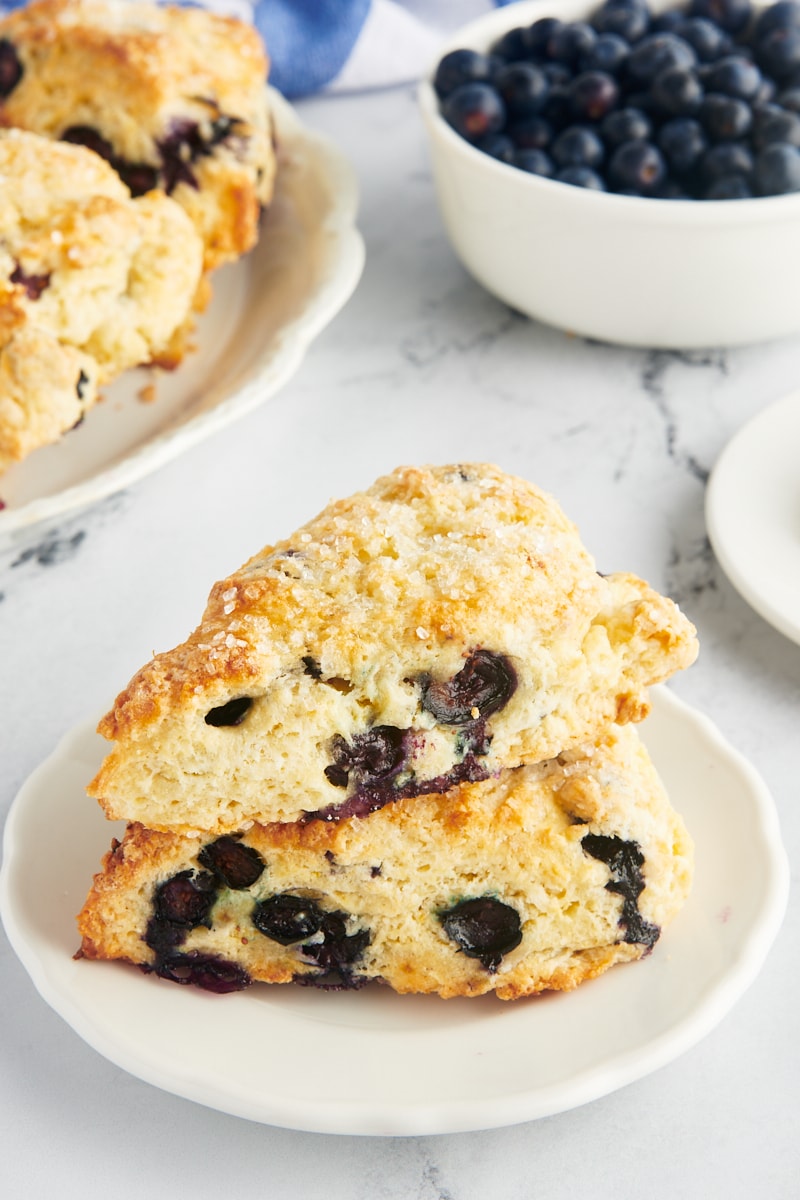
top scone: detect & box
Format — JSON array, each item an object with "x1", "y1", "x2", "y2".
[
  {"x1": 0, "y1": 0, "x2": 276, "y2": 271},
  {"x1": 90, "y1": 464, "x2": 698, "y2": 834}
]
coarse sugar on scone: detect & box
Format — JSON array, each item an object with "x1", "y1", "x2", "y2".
[
  {"x1": 77, "y1": 722, "x2": 693, "y2": 999},
  {"x1": 0, "y1": 0, "x2": 276, "y2": 272},
  {"x1": 0, "y1": 127, "x2": 203, "y2": 472},
  {"x1": 89, "y1": 463, "x2": 698, "y2": 834}
]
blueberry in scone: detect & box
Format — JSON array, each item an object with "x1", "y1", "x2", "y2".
[
  {"x1": 88, "y1": 463, "x2": 698, "y2": 834},
  {"x1": 0, "y1": 0, "x2": 276, "y2": 271},
  {"x1": 77, "y1": 722, "x2": 693, "y2": 999},
  {"x1": 0, "y1": 128, "x2": 203, "y2": 472}
]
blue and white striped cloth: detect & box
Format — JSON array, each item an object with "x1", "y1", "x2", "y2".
[{"x1": 0, "y1": 1, "x2": 514, "y2": 98}]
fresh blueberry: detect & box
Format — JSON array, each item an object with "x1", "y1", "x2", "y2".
[
  {"x1": 581, "y1": 32, "x2": 630, "y2": 74},
  {"x1": 601, "y1": 105, "x2": 652, "y2": 147},
  {"x1": 491, "y1": 26, "x2": 530, "y2": 62},
  {"x1": 0, "y1": 39, "x2": 23, "y2": 97},
  {"x1": 651, "y1": 66, "x2": 704, "y2": 115},
  {"x1": 591, "y1": 0, "x2": 651, "y2": 44},
  {"x1": 420, "y1": 650, "x2": 517, "y2": 725},
  {"x1": 541, "y1": 85, "x2": 574, "y2": 128},
  {"x1": 569, "y1": 70, "x2": 620, "y2": 119},
  {"x1": 197, "y1": 836, "x2": 265, "y2": 889},
  {"x1": 204, "y1": 696, "x2": 253, "y2": 726},
  {"x1": 556, "y1": 164, "x2": 608, "y2": 188},
  {"x1": 752, "y1": 101, "x2": 800, "y2": 146},
  {"x1": 776, "y1": 84, "x2": 800, "y2": 109},
  {"x1": 704, "y1": 55, "x2": 764, "y2": 99},
  {"x1": 652, "y1": 10, "x2": 689, "y2": 35},
  {"x1": 551, "y1": 124, "x2": 606, "y2": 168},
  {"x1": 494, "y1": 62, "x2": 550, "y2": 117},
  {"x1": 700, "y1": 92, "x2": 753, "y2": 139},
  {"x1": 755, "y1": 140, "x2": 800, "y2": 191},
  {"x1": 439, "y1": 896, "x2": 523, "y2": 972},
  {"x1": 475, "y1": 132, "x2": 516, "y2": 162},
  {"x1": 757, "y1": 26, "x2": 800, "y2": 80},
  {"x1": 608, "y1": 139, "x2": 667, "y2": 192},
  {"x1": 704, "y1": 172, "x2": 753, "y2": 196},
  {"x1": 526, "y1": 17, "x2": 566, "y2": 58},
  {"x1": 700, "y1": 139, "x2": 755, "y2": 180},
  {"x1": 508, "y1": 114, "x2": 554, "y2": 149},
  {"x1": 441, "y1": 82, "x2": 506, "y2": 143},
  {"x1": 653, "y1": 177, "x2": 692, "y2": 197},
  {"x1": 434, "y1": 48, "x2": 496, "y2": 98},
  {"x1": 755, "y1": 0, "x2": 800, "y2": 39},
  {"x1": 547, "y1": 22, "x2": 598, "y2": 67},
  {"x1": 658, "y1": 117, "x2": 708, "y2": 172},
  {"x1": 542, "y1": 61, "x2": 574, "y2": 88},
  {"x1": 514, "y1": 147, "x2": 555, "y2": 176},
  {"x1": 627, "y1": 34, "x2": 698, "y2": 83},
  {"x1": 687, "y1": 0, "x2": 753, "y2": 36},
  {"x1": 674, "y1": 17, "x2": 731, "y2": 61}
]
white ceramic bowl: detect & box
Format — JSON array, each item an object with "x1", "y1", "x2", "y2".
[{"x1": 419, "y1": 0, "x2": 800, "y2": 349}]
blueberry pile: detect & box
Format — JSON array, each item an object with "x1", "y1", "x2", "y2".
[{"x1": 434, "y1": 0, "x2": 800, "y2": 197}]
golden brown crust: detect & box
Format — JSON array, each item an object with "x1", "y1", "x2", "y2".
[
  {"x1": 77, "y1": 723, "x2": 693, "y2": 1000},
  {"x1": 88, "y1": 463, "x2": 698, "y2": 834}
]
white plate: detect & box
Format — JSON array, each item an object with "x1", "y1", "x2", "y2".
[
  {"x1": 0, "y1": 688, "x2": 788, "y2": 1136},
  {"x1": 706, "y1": 389, "x2": 800, "y2": 645},
  {"x1": 0, "y1": 90, "x2": 365, "y2": 538}
]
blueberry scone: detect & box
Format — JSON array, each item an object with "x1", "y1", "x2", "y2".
[
  {"x1": 77, "y1": 723, "x2": 693, "y2": 999},
  {"x1": 0, "y1": 0, "x2": 276, "y2": 272},
  {"x1": 89, "y1": 464, "x2": 698, "y2": 834},
  {"x1": 0, "y1": 128, "x2": 203, "y2": 471}
]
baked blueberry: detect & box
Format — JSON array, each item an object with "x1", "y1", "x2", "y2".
[
  {"x1": 252, "y1": 893, "x2": 324, "y2": 944},
  {"x1": 10, "y1": 265, "x2": 50, "y2": 300},
  {"x1": 325, "y1": 725, "x2": 408, "y2": 789},
  {"x1": 0, "y1": 39, "x2": 23, "y2": 96},
  {"x1": 439, "y1": 896, "x2": 523, "y2": 972},
  {"x1": 61, "y1": 124, "x2": 115, "y2": 160},
  {"x1": 420, "y1": 650, "x2": 517, "y2": 725},
  {"x1": 581, "y1": 833, "x2": 659, "y2": 947},
  {"x1": 197, "y1": 836, "x2": 265, "y2": 889},
  {"x1": 153, "y1": 870, "x2": 217, "y2": 928},
  {"x1": 152, "y1": 951, "x2": 251, "y2": 992},
  {"x1": 204, "y1": 696, "x2": 253, "y2": 727},
  {"x1": 441, "y1": 81, "x2": 506, "y2": 143}
]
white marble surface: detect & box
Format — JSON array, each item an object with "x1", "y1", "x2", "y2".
[{"x1": 1, "y1": 84, "x2": 799, "y2": 1196}]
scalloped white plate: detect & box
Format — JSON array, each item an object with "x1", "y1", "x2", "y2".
[
  {"x1": 706, "y1": 389, "x2": 800, "y2": 645},
  {"x1": 0, "y1": 688, "x2": 788, "y2": 1135},
  {"x1": 0, "y1": 89, "x2": 365, "y2": 538}
]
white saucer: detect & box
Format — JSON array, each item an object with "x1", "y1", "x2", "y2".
[
  {"x1": 706, "y1": 389, "x2": 800, "y2": 645},
  {"x1": 0, "y1": 90, "x2": 365, "y2": 538},
  {"x1": 0, "y1": 688, "x2": 788, "y2": 1136}
]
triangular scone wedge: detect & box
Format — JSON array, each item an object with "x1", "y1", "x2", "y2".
[
  {"x1": 78, "y1": 723, "x2": 693, "y2": 1000},
  {"x1": 89, "y1": 464, "x2": 697, "y2": 834}
]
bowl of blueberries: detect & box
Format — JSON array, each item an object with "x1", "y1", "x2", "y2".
[{"x1": 419, "y1": 0, "x2": 800, "y2": 347}]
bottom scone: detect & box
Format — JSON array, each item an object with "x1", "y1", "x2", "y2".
[{"x1": 77, "y1": 723, "x2": 692, "y2": 1000}]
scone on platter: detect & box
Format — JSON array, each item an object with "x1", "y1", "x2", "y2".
[
  {"x1": 89, "y1": 464, "x2": 698, "y2": 834},
  {"x1": 0, "y1": 128, "x2": 203, "y2": 472},
  {"x1": 0, "y1": 0, "x2": 277, "y2": 271},
  {"x1": 78, "y1": 723, "x2": 693, "y2": 999}
]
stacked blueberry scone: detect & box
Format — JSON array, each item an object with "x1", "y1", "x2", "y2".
[
  {"x1": 0, "y1": 0, "x2": 276, "y2": 472},
  {"x1": 0, "y1": 128, "x2": 203, "y2": 471},
  {"x1": 0, "y1": 0, "x2": 276, "y2": 271},
  {"x1": 78, "y1": 464, "x2": 698, "y2": 999}
]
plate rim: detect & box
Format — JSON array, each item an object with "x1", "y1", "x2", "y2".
[
  {"x1": 0, "y1": 89, "x2": 366, "y2": 538},
  {"x1": 0, "y1": 687, "x2": 789, "y2": 1136},
  {"x1": 706, "y1": 387, "x2": 800, "y2": 646}
]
